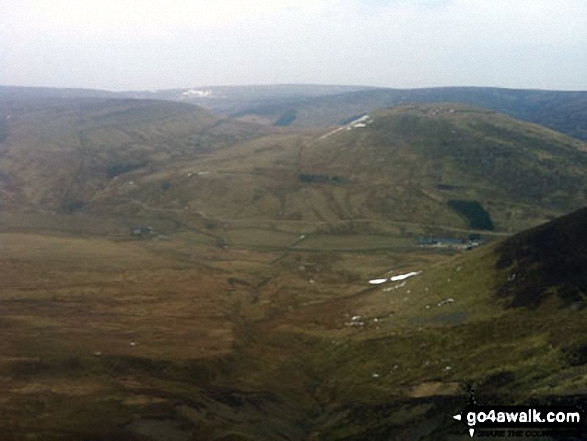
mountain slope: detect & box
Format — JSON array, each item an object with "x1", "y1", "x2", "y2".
[
  {"x1": 252, "y1": 207, "x2": 587, "y2": 440},
  {"x1": 88, "y1": 103, "x2": 587, "y2": 243},
  {"x1": 495, "y1": 206, "x2": 587, "y2": 308},
  {"x1": 0, "y1": 95, "x2": 273, "y2": 216},
  {"x1": 2, "y1": 202, "x2": 585, "y2": 440},
  {"x1": 3, "y1": 95, "x2": 586, "y2": 247},
  {"x1": 5, "y1": 85, "x2": 587, "y2": 142},
  {"x1": 234, "y1": 87, "x2": 587, "y2": 142},
  {"x1": 292, "y1": 104, "x2": 587, "y2": 232}
]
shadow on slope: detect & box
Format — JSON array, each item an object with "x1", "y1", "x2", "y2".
[{"x1": 496, "y1": 207, "x2": 587, "y2": 308}]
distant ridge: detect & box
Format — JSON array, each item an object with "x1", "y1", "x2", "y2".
[
  {"x1": 0, "y1": 85, "x2": 126, "y2": 99},
  {"x1": 3, "y1": 84, "x2": 587, "y2": 141},
  {"x1": 236, "y1": 86, "x2": 587, "y2": 141}
]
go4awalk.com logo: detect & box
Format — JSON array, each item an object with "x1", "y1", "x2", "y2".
[{"x1": 453, "y1": 403, "x2": 586, "y2": 438}]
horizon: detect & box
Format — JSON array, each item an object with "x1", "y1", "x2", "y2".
[
  {"x1": 2, "y1": 83, "x2": 587, "y2": 94},
  {"x1": 2, "y1": 0, "x2": 586, "y2": 92}
]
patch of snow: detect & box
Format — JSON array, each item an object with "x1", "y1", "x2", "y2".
[
  {"x1": 437, "y1": 298, "x2": 455, "y2": 306},
  {"x1": 390, "y1": 271, "x2": 420, "y2": 282},
  {"x1": 182, "y1": 89, "x2": 212, "y2": 97},
  {"x1": 369, "y1": 278, "x2": 388, "y2": 285},
  {"x1": 318, "y1": 116, "x2": 371, "y2": 139},
  {"x1": 349, "y1": 115, "x2": 370, "y2": 125},
  {"x1": 351, "y1": 315, "x2": 361, "y2": 321}
]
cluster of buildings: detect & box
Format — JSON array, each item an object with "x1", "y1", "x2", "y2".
[{"x1": 417, "y1": 234, "x2": 482, "y2": 249}]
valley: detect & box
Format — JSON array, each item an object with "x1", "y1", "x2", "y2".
[{"x1": 0, "y1": 89, "x2": 586, "y2": 440}]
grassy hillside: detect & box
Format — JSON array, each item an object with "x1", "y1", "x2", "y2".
[
  {"x1": 0, "y1": 205, "x2": 586, "y2": 440},
  {"x1": 0, "y1": 96, "x2": 275, "y2": 218},
  {"x1": 76, "y1": 103, "x2": 587, "y2": 259},
  {"x1": 292, "y1": 104, "x2": 587, "y2": 232},
  {"x1": 4, "y1": 95, "x2": 586, "y2": 254},
  {"x1": 232, "y1": 87, "x2": 587, "y2": 142},
  {"x1": 224, "y1": 207, "x2": 587, "y2": 440},
  {"x1": 301, "y1": 207, "x2": 587, "y2": 439}
]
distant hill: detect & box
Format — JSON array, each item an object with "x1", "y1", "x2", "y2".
[
  {"x1": 290, "y1": 103, "x2": 587, "y2": 232},
  {"x1": 0, "y1": 94, "x2": 273, "y2": 218},
  {"x1": 5, "y1": 84, "x2": 587, "y2": 142},
  {"x1": 80, "y1": 102, "x2": 587, "y2": 239},
  {"x1": 3, "y1": 93, "x2": 586, "y2": 240},
  {"x1": 126, "y1": 84, "x2": 372, "y2": 115},
  {"x1": 215, "y1": 86, "x2": 587, "y2": 142},
  {"x1": 0, "y1": 85, "x2": 124, "y2": 100}
]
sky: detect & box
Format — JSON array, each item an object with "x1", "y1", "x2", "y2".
[{"x1": 1, "y1": 0, "x2": 586, "y2": 91}]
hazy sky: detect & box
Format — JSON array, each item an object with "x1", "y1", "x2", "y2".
[{"x1": 1, "y1": 0, "x2": 586, "y2": 91}]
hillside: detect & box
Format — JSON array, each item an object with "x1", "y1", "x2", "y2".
[
  {"x1": 2, "y1": 91, "x2": 587, "y2": 439},
  {"x1": 0, "y1": 95, "x2": 277, "y2": 229},
  {"x1": 0, "y1": 202, "x2": 586, "y2": 440},
  {"x1": 3, "y1": 95, "x2": 587, "y2": 249},
  {"x1": 115, "y1": 103, "x2": 584, "y2": 243},
  {"x1": 226, "y1": 87, "x2": 587, "y2": 142},
  {"x1": 5, "y1": 85, "x2": 587, "y2": 143},
  {"x1": 223, "y1": 206, "x2": 587, "y2": 440},
  {"x1": 293, "y1": 104, "x2": 587, "y2": 232},
  {"x1": 261, "y1": 207, "x2": 587, "y2": 440}
]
